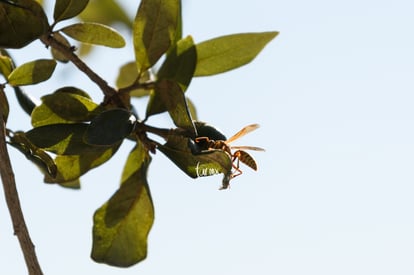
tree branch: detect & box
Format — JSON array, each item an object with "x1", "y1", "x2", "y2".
[
  {"x1": 40, "y1": 34, "x2": 125, "y2": 107},
  {"x1": 0, "y1": 111, "x2": 43, "y2": 274}
]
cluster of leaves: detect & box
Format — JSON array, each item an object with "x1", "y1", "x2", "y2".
[{"x1": 0, "y1": 0, "x2": 277, "y2": 267}]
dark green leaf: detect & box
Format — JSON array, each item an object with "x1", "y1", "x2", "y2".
[
  {"x1": 61, "y1": 22, "x2": 126, "y2": 48},
  {"x1": 146, "y1": 80, "x2": 196, "y2": 136},
  {"x1": 8, "y1": 59, "x2": 57, "y2": 86},
  {"x1": 133, "y1": 0, "x2": 180, "y2": 70},
  {"x1": 31, "y1": 87, "x2": 99, "y2": 127},
  {"x1": 0, "y1": 0, "x2": 49, "y2": 48},
  {"x1": 157, "y1": 133, "x2": 232, "y2": 180},
  {"x1": 84, "y1": 109, "x2": 136, "y2": 146},
  {"x1": 53, "y1": 0, "x2": 89, "y2": 23},
  {"x1": 92, "y1": 143, "x2": 154, "y2": 267},
  {"x1": 194, "y1": 121, "x2": 227, "y2": 141},
  {"x1": 14, "y1": 86, "x2": 39, "y2": 115},
  {"x1": 194, "y1": 32, "x2": 279, "y2": 76},
  {"x1": 26, "y1": 124, "x2": 109, "y2": 155},
  {"x1": 158, "y1": 35, "x2": 197, "y2": 91}
]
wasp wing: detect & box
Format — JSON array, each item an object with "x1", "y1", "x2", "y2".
[
  {"x1": 231, "y1": 145, "x2": 265, "y2": 151},
  {"x1": 225, "y1": 124, "x2": 260, "y2": 144}
]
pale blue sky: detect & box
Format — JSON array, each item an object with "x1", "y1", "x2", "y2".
[{"x1": 2, "y1": 0, "x2": 414, "y2": 274}]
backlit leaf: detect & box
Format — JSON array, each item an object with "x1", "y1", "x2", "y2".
[
  {"x1": 7, "y1": 131, "x2": 57, "y2": 178},
  {"x1": 53, "y1": 0, "x2": 89, "y2": 23},
  {"x1": 116, "y1": 61, "x2": 152, "y2": 97},
  {"x1": 31, "y1": 87, "x2": 99, "y2": 127},
  {"x1": 8, "y1": 59, "x2": 56, "y2": 86},
  {"x1": 146, "y1": 80, "x2": 196, "y2": 136},
  {"x1": 79, "y1": 0, "x2": 132, "y2": 28},
  {"x1": 59, "y1": 179, "x2": 81, "y2": 189},
  {"x1": 157, "y1": 133, "x2": 232, "y2": 180},
  {"x1": 84, "y1": 109, "x2": 136, "y2": 146},
  {"x1": 186, "y1": 97, "x2": 198, "y2": 121},
  {"x1": 44, "y1": 145, "x2": 120, "y2": 183},
  {"x1": 26, "y1": 124, "x2": 109, "y2": 155},
  {"x1": 0, "y1": 0, "x2": 49, "y2": 48},
  {"x1": 158, "y1": 35, "x2": 197, "y2": 91},
  {"x1": 133, "y1": 0, "x2": 180, "y2": 70},
  {"x1": 0, "y1": 54, "x2": 13, "y2": 78},
  {"x1": 116, "y1": 62, "x2": 139, "y2": 89},
  {"x1": 194, "y1": 32, "x2": 278, "y2": 76},
  {"x1": 92, "y1": 143, "x2": 154, "y2": 267},
  {"x1": 61, "y1": 22, "x2": 126, "y2": 48}
]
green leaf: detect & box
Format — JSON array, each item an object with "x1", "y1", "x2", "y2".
[
  {"x1": 116, "y1": 62, "x2": 139, "y2": 89},
  {"x1": 116, "y1": 61, "x2": 152, "y2": 97},
  {"x1": 146, "y1": 80, "x2": 196, "y2": 136},
  {"x1": 79, "y1": 0, "x2": 132, "y2": 28},
  {"x1": 7, "y1": 131, "x2": 57, "y2": 178},
  {"x1": 53, "y1": 0, "x2": 89, "y2": 23},
  {"x1": 14, "y1": 86, "x2": 39, "y2": 115},
  {"x1": 92, "y1": 143, "x2": 154, "y2": 267},
  {"x1": 44, "y1": 145, "x2": 120, "y2": 183},
  {"x1": 58, "y1": 179, "x2": 81, "y2": 189},
  {"x1": 0, "y1": 0, "x2": 49, "y2": 48},
  {"x1": 145, "y1": 36, "x2": 197, "y2": 121},
  {"x1": 50, "y1": 32, "x2": 71, "y2": 63},
  {"x1": 8, "y1": 59, "x2": 57, "y2": 86},
  {"x1": 61, "y1": 22, "x2": 126, "y2": 48},
  {"x1": 26, "y1": 124, "x2": 109, "y2": 155},
  {"x1": 133, "y1": 0, "x2": 180, "y2": 70},
  {"x1": 186, "y1": 97, "x2": 198, "y2": 121},
  {"x1": 194, "y1": 32, "x2": 279, "y2": 76},
  {"x1": 84, "y1": 109, "x2": 136, "y2": 146},
  {"x1": 158, "y1": 35, "x2": 197, "y2": 91},
  {"x1": 157, "y1": 133, "x2": 232, "y2": 181},
  {"x1": 0, "y1": 54, "x2": 13, "y2": 78},
  {"x1": 173, "y1": 2, "x2": 182, "y2": 44},
  {"x1": 31, "y1": 87, "x2": 99, "y2": 127}
]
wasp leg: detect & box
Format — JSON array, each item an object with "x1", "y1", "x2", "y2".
[
  {"x1": 230, "y1": 151, "x2": 243, "y2": 178},
  {"x1": 194, "y1": 136, "x2": 210, "y2": 143}
]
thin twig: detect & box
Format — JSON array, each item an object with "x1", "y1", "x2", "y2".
[
  {"x1": 40, "y1": 34, "x2": 125, "y2": 107},
  {"x1": 0, "y1": 109, "x2": 43, "y2": 274}
]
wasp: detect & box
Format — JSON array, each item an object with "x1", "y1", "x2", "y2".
[{"x1": 195, "y1": 124, "x2": 264, "y2": 188}]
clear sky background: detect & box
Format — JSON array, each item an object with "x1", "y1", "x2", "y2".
[{"x1": 1, "y1": 0, "x2": 414, "y2": 274}]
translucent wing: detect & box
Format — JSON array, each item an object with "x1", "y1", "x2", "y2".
[
  {"x1": 225, "y1": 124, "x2": 260, "y2": 144},
  {"x1": 231, "y1": 145, "x2": 265, "y2": 151}
]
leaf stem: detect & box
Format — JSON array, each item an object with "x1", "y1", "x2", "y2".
[{"x1": 0, "y1": 107, "x2": 43, "y2": 274}]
